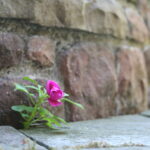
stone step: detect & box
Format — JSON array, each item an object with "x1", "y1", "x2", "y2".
[
  {"x1": 1, "y1": 114, "x2": 150, "y2": 150},
  {"x1": 141, "y1": 110, "x2": 150, "y2": 117},
  {"x1": 0, "y1": 126, "x2": 46, "y2": 150},
  {"x1": 19, "y1": 114, "x2": 150, "y2": 150}
]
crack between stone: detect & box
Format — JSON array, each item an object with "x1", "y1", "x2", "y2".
[
  {"x1": 0, "y1": 17, "x2": 143, "y2": 46},
  {"x1": 140, "y1": 114, "x2": 150, "y2": 118},
  {"x1": 19, "y1": 130, "x2": 52, "y2": 150}
]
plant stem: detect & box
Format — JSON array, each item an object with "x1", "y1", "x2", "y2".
[{"x1": 24, "y1": 97, "x2": 43, "y2": 129}]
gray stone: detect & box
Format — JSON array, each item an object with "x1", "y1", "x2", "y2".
[
  {"x1": 83, "y1": 0, "x2": 128, "y2": 39},
  {"x1": 86, "y1": 147, "x2": 150, "y2": 150},
  {"x1": 141, "y1": 110, "x2": 150, "y2": 117},
  {"x1": 0, "y1": 0, "x2": 33, "y2": 19},
  {"x1": 0, "y1": 126, "x2": 46, "y2": 150},
  {"x1": 0, "y1": 0, "x2": 128, "y2": 39},
  {"x1": 33, "y1": 0, "x2": 128, "y2": 38},
  {"x1": 22, "y1": 115, "x2": 150, "y2": 150}
]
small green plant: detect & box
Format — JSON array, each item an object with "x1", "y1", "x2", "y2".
[{"x1": 11, "y1": 77, "x2": 83, "y2": 129}]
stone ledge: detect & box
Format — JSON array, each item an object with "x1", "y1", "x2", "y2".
[
  {"x1": 20, "y1": 115, "x2": 150, "y2": 150},
  {"x1": 0, "y1": 126, "x2": 46, "y2": 150}
]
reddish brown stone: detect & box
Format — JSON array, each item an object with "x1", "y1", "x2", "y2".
[
  {"x1": 57, "y1": 43, "x2": 118, "y2": 121},
  {"x1": 116, "y1": 46, "x2": 148, "y2": 114},
  {"x1": 125, "y1": 8, "x2": 149, "y2": 43},
  {"x1": 144, "y1": 46, "x2": 150, "y2": 82},
  {"x1": 144, "y1": 46, "x2": 150, "y2": 108},
  {"x1": 0, "y1": 32, "x2": 24, "y2": 70},
  {"x1": 27, "y1": 36, "x2": 55, "y2": 67},
  {"x1": 0, "y1": 78, "x2": 29, "y2": 128}
]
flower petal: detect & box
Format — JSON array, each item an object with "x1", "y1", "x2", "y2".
[
  {"x1": 46, "y1": 80, "x2": 60, "y2": 95},
  {"x1": 48, "y1": 98, "x2": 63, "y2": 107}
]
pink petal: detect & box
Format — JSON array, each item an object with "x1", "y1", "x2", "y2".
[
  {"x1": 46, "y1": 80, "x2": 60, "y2": 95},
  {"x1": 48, "y1": 98, "x2": 63, "y2": 107},
  {"x1": 50, "y1": 88, "x2": 64, "y2": 100}
]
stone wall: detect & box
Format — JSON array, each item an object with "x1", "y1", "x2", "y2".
[{"x1": 0, "y1": 0, "x2": 150, "y2": 128}]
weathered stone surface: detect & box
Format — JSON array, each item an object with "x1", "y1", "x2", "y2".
[
  {"x1": 141, "y1": 109, "x2": 150, "y2": 117},
  {"x1": 137, "y1": 0, "x2": 149, "y2": 18},
  {"x1": 0, "y1": 126, "x2": 46, "y2": 150},
  {"x1": 83, "y1": 0, "x2": 128, "y2": 38},
  {"x1": 0, "y1": 0, "x2": 127, "y2": 38},
  {"x1": 0, "y1": 32, "x2": 24, "y2": 70},
  {"x1": 0, "y1": 78, "x2": 29, "y2": 128},
  {"x1": 57, "y1": 42, "x2": 118, "y2": 121},
  {"x1": 116, "y1": 46, "x2": 148, "y2": 114},
  {"x1": 22, "y1": 115, "x2": 150, "y2": 150},
  {"x1": 144, "y1": 46, "x2": 150, "y2": 82},
  {"x1": 27, "y1": 36, "x2": 55, "y2": 67},
  {"x1": 33, "y1": 0, "x2": 65, "y2": 27},
  {"x1": 143, "y1": 46, "x2": 150, "y2": 107},
  {"x1": 34, "y1": 0, "x2": 128, "y2": 38},
  {"x1": 0, "y1": 0, "x2": 33, "y2": 19},
  {"x1": 97, "y1": 147, "x2": 150, "y2": 150},
  {"x1": 137, "y1": 0, "x2": 150, "y2": 32},
  {"x1": 125, "y1": 8, "x2": 149, "y2": 43}
]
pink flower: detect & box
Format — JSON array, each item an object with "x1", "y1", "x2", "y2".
[{"x1": 46, "y1": 80, "x2": 64, "y2": 107}]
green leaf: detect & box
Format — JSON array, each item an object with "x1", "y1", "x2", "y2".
[
  {"x1": 44, "y1": 117, "x2": 62, "y2": 127},
  {"x1": 38, "y1": 107, "x2": 53, "y2": 117},
  {"x1": 53, "y1": 115, "x2": 67, "y2": 125},
  {"x1": 22, "y1": 77, "x2": 38, "y2": 85},
  {"x1": 62, "y1": 98, "x2": 84, "y2": 109},
  {"x1": 11, "y1": 105, "x2": 34, "y2": 113},
  {"x1": 45, "y1": 121, "x2": 57, "y2": 129},
  {"x1": 14, "y1": 83, "x2": 29, "y2": 94},
  {"x1": 21, "y1": 113, "x2": 30, "y2": 119}
]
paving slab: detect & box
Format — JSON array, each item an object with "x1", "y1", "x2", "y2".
[
  {"x1": 83, "y1": 147, "x2": 150, "y2": 150},
  {"x1": 0, "y1": 126, "x2": 46, "y2": 150},
  {"x1": 21, "y1": 115, "x2": 150, "y2": 150},
  {"x1": 141, "y1": 110, "x2": 150, "y2": 117}
]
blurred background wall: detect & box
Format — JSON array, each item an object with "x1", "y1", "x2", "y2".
[{"x1": 0, "y1": 0, "x2": 150, "y2": 128}]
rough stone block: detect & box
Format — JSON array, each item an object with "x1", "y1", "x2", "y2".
[
  {"x1": 33, "y1": 0, "x2": 128, "y2": 38},
  {"x1": 116, "y1": 46, "x2": 148, "y2": 114},
  {"x1": 57, "y1": 42, "x2": 118, "y2": 121},
  {"x1": 143, "y1": 46, "x2": 150, "y2": 107},
  {"x1": 27, "y1": 36, "x2": 55, "y2": 67},
  {"x1": 83, "y1": 0, "x2": 128, "y2": 38},
  {"x1": 0, "y1": 78, "x2": 29, "y2": 128},
  {"x1": 0, "y1": 32, "x2": 24, "y2": 70},
  {"x1": 137, "y1": 0, "x2": 150, "y2": 32},
  {"x1": 144, "y1": 46, "x2": 150, "y2": 82},
  {"x1": 125, "y1": 8, "x2": 149, "y2": 43},
  {"x1": 0, "y1": 0, "x2": 33, "y2": 19}
]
